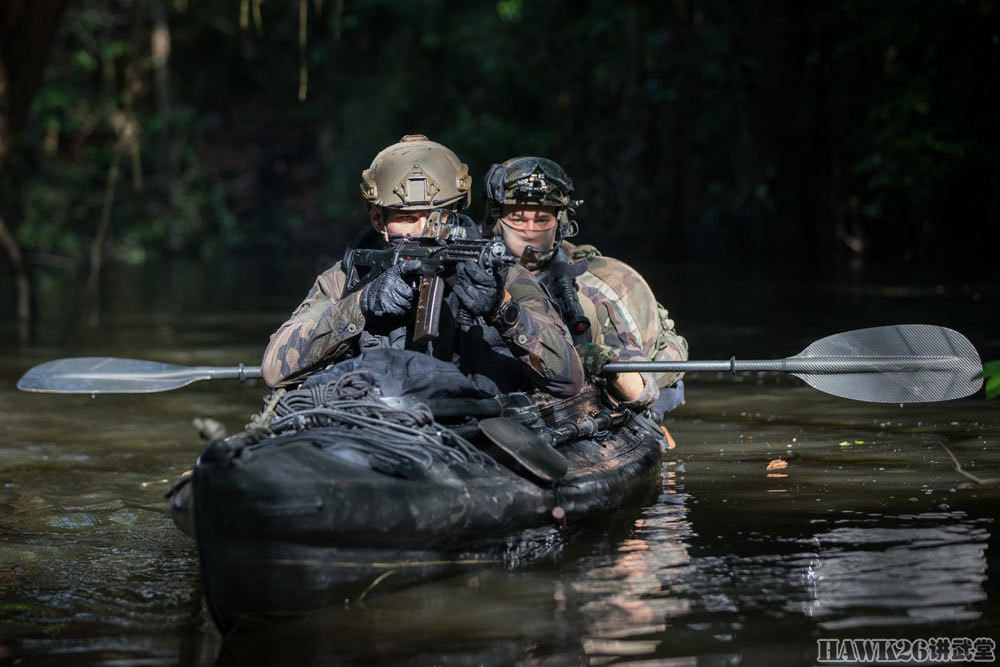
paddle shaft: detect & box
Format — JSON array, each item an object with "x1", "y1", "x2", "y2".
[
  {"x1": 206, "y1": 365, "x2": 262, "y2": 381},
  {"x1": 603, "y1": 356, "x2": 962, "y2": 374},
  {"x1": 83, "y1": 365, "x2": 263, "y2": 382}
]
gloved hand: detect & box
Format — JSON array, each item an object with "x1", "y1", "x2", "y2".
[
  {"x1": 360, "y1": 259, "x2": 421, "y2": 317},
  {"x1": 451, "y1": 260, "x2": 504, "y2": 317},
  {"x1": 576, "y1": 341, "x2": 618, "y2": 377}
]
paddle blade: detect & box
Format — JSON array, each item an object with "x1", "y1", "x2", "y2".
[
  {"x1": 479, "y1": 417, "x2": 568, "y2": 481},
  {"x1": 791, "y1": 324, "x2": 983, "y2": 403},
  {"x1": 17, "y1": 357, "x2": 212, "y2": 394}
]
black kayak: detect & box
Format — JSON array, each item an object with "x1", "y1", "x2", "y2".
[{"x1": 169, "y1": 350, "x2": 667, "y2": 633}]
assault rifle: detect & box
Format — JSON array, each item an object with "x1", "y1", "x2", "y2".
[{"x1": 342, "y1": 212, "x2": 517, "y2": 345}]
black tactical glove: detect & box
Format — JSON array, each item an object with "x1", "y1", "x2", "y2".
[
  {"x1": 451, "y1": 260, "x2": 504, "y2": 318},
  {"x1": 360, "y1": 259, "x2": 421, "y2": 318}
]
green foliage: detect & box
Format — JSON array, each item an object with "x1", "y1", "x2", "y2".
[
  {"x1": 4, "y1": 1, "x2": 236, "y2": 264},
  {"x1": 976, "y1": 361, "x2": 1000, "y2": 400},
  {"x1": 2, "y1": 0, "x2": 998, "y2": 267},
  {"x1": 496, "y1": 0, "x2": 522, "y2": 23}
]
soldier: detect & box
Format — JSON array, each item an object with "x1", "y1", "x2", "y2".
[
  {"x1": 261, "y1": 136, "x2": 584, "y2": 398},
  {"x1": 483, "y1": 156, "x2": 689, "y2": 420}
]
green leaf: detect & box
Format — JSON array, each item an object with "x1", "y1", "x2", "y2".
[
  {"x1": 72, "y1": 50, "x2": 97, "y2": 72},
  {"x1": 974, "y1": 360, "x2": 1000, "y2": 379},
  {"x1": 101, "y1": 40, "x2": 129, "y2": 60},
  {"x1": 986, "y1": 376, "x2": 1000, "y2": 400},
  {"x1": 496, "y1": 0, "x2": 522, "y2": 21}
]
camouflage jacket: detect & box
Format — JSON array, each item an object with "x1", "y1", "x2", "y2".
[
  {"x1": 261, "y1": 260, "x2": 585, "y2": 397},
  {"x1": 537, "y1": 241, "x2": 689, "y2": 411}
]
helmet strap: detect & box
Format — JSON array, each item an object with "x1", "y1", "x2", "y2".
[{"x1": 557, "y1": 210, "x2": 579, "y2": 240}]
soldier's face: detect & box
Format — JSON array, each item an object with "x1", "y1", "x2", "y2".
[
  {"x1": 499, "y1": 206, "x2": 558, "y2": 258},
  {"x1": 368, "y1": 206, "x2": 430, "y2": 243},
  {"x1": 379, "y1": 210, "x2": 429, "y2": 236}
]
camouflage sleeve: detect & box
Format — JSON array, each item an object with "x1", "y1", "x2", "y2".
[
  {"x1": 261, "y1": 261, "x2": 366, "y2": 388},
  {"x1": 572, "y1": 250, "x2": 689, "y2": 390},
  {"x1": 579, "y1": 285, "x2": 660, "y2": 410},
  {"x1": 651, "y1": 303, "x2": 689, "y2": 389},
  {"x1": 492, "y1": 264, "x2": 585, "y2": 397}
]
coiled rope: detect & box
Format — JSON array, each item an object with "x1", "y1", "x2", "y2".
[{"x1": 253, "y1": 371, "x2": 497, "y2": 471}]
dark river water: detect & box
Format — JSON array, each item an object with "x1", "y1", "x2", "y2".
[{"x1": 1, "y1": 258, "x2": 998, "y2": 666}]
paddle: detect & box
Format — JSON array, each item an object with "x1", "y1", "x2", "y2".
[
  {"x1": 16, "y1": 325, "x2": 983, "y2": 403},
  {"x1": 478, "y1": 410, "x2": 633, "y2": 482},
  {"x1": 604, "y1": 324, "x2": 983, "y2": 403},
  {"x1": 16, "y1": 357, "x2": 262, "y2": 394},
  {"x1": 478, "y1": 417, "x2": 569, "y2": 481},
  {"x1": 15, "y1": 325, "x2": 981, "y2": 484}
]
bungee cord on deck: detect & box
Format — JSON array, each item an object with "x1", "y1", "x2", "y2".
[{"x1": 251, "y1": 370, "x2": 498, "y2": 471}]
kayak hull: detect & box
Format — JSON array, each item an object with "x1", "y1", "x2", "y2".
[{"x1": 174, "y1": 404, "x2": 666, "y2": 632}]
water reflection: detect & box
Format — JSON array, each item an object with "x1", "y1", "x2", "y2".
[
  {"x1": 572, "y1": 464, "x2": 697, "y2": 664},
  {"x1": 799, "y1": 513, "x2": 989, "y2": 628},
  {"x1": 212, "y1": 485, "x2": 684, "y2": 666},
  {"x1": 216, "y1": 571, "x2": 565, "y2": 666}
]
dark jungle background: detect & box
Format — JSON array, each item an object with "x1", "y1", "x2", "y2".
[{"x1": 1, "y1": 0, "x2": 999, "y2": 346}]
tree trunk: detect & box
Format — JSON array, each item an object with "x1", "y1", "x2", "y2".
[
  {"x1": 0, "y1": 0, "x2": 69, "y2": 344},
  {"x1": 0, "y1": 215, "x2": 30, "y2": 343},
  {"x1": 84, "y1": 144, "x2": 123, "y2": 328}
]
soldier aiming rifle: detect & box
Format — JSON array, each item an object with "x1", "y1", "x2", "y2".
[{"x1": 261, "y1": 136, "x2": 584, "y2": 398}]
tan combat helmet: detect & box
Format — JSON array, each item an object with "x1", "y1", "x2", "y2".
[{"x1": 361, "y1": 135, "x2": 471, "y2": 211}]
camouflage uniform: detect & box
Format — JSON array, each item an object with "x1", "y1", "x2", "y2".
[
  {"x1": 261, "y1": 260, "x2": 585, "y2": 397},
  {"x1": 482, "y1": 156, "x2": 688, "y2": 417},
  {"x1": 554, "y1": 241, "x2": 688, "y2": 413}
]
